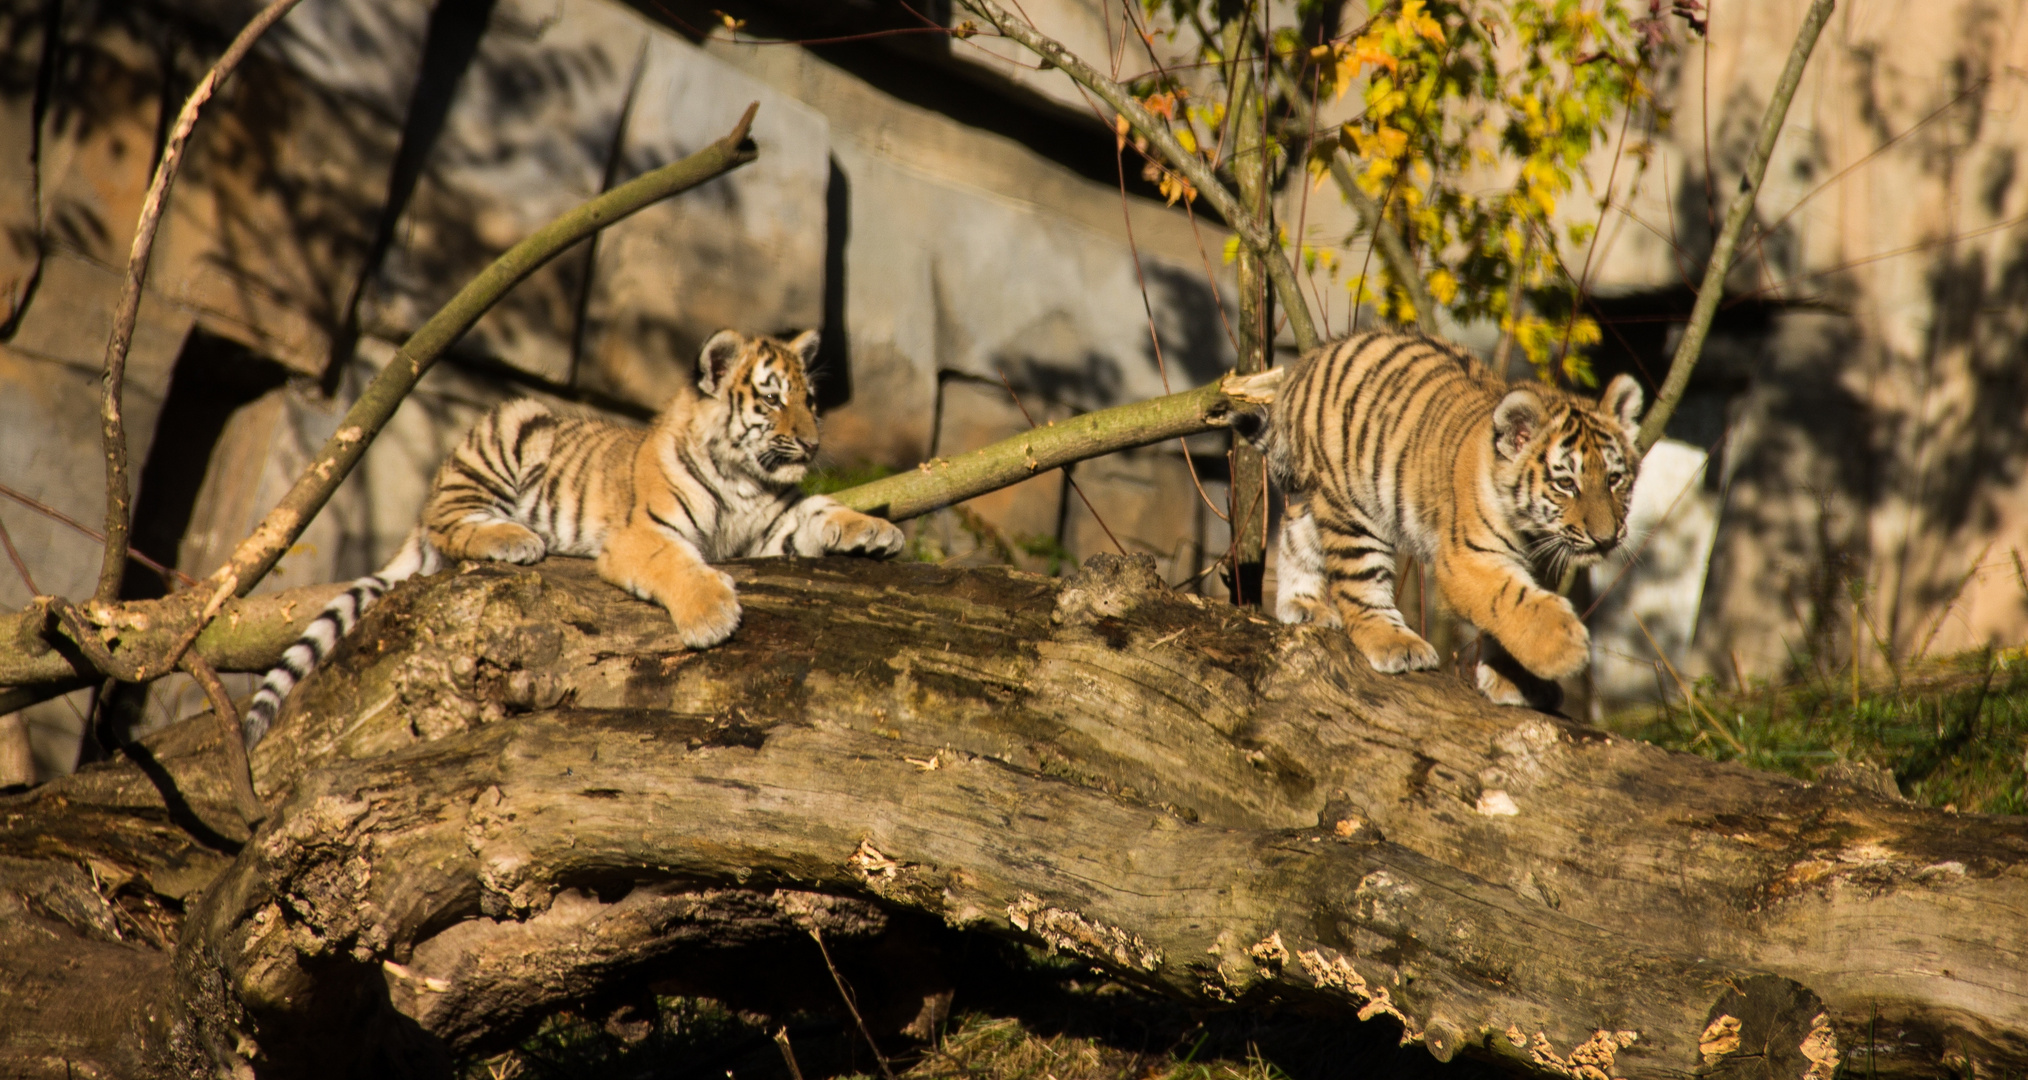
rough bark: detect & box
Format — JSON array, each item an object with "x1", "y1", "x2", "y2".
[
  {"x1": 1227, "y1": 26, "x2": 1271, "y2": 607},
  {"x1": 1, "y1": 556, "x2": 2021, "y2": 1079}
]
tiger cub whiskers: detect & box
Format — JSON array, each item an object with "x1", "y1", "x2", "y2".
[
  {"x1": 1258, "y1": 331, "x2": 1643, "y2": 708},
  {"x1": 241, "y1": 329, "x2": 903, "y2": 748}
]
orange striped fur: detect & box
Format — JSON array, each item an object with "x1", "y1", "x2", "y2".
[
  {"x1": 1261, "y1": 332, "x2": 1643, "y2": 705},
  {"x1": 422, "y1": 328, "x2": 903, "y2": 645},
  {"x1": 242, "y1": 330, "x2": 900, "y2": 746}
]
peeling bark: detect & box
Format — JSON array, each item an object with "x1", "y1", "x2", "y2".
[{"x1": 1, "y1": 556, "x2": 2022, "y2": 1078}]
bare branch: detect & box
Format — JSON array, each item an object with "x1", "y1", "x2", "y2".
[
  {"x1": 1636, "y1": 0, "x2": 1834, "y2": 453},
  {"x1": 832, "y1": 370, "x2": 1281, "y2": 522},
  {"x1": 95, "y1": 0, "x2": 309, "y2": 604},
  {"x1": 180, "y1": 651, "x2": 265, "y2": 825},
  {"x1": 955, "y1": 0, "x2": 1321, "y2": 352},
  {"x1": 0, "y1": 583, "x2": 346, "y2": 689}
]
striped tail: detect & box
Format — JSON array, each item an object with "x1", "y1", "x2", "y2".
[{"x1": 240, "y1": 531, "x2": 441, "y2": 749}]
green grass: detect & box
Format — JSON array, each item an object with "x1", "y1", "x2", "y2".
[{"x1": 1605, "y1": 645, "x2": 2028, "y2": 815}]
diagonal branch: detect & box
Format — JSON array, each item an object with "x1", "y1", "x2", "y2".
[
  {"x1": 96, "y1": 0, "x2": 310, "y2": 604},
  {"x1": 0, "y1": 107, "x2": 761, "y2": 700},
  {"x1": 956, "y1": 0, "x2": 1321, "y2": 352},
  {"x1": 1636, "y1": 0, "x2": 1834, "y2": 453},
  {"x1": 176, "y1": 106, "x2": 762, "y2": 628}
]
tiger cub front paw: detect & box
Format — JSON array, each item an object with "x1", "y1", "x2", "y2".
[
  {"x1": 466, "y1": 522, "x2": 546, "y2": 564},
  {"x1": 1501, "y1": 593, "x2": 1590, "y2": 680},
  {"x1": 827, "y1": 511, "x2": 905, "y2": 558},
  {"x1": 1349, "y1": 622, "x2": 1441, "y2": 674},
  {"x1": 665, "y1": 567, "x2": 742, "y2": 649}
]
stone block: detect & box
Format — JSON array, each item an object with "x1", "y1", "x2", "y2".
[{"x1": 577, "y1": 21, "x2": 831, "y2": 407}]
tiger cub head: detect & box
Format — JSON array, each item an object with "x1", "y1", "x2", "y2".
[
  {"x1": 697, "y1": 329, "x2": 823, "y2": 483},
  {"x1": 1490, "y1": 374, "x2": 1645, "y2": 572}
]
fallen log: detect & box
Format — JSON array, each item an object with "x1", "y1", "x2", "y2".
[{"x1": 0, "y1": 555, "x2": 2020, "y2": 1078}]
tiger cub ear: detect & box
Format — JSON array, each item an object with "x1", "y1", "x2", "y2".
[
  {"x1": 1492, "y1": 387, "x2": 1545, "y2": 461},
  {"x1": 698, "y1": 330, "x2": 746, "y2": 397},
  {"x1": 1599, "y1": 374, "x2": 1644, "y2": 435},
  {"x1": 787, "y1": 330, "x2": 820, "y2": 369}
]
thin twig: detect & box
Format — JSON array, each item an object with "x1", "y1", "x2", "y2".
[
  {"x1": 773, "y1": 1028, "x2": 807, "y2": 1080},
  {"x1": 0, "y1": 512, "x2": 39, "y2": 596},
  {"x1": 1633, "y1": 612, "x2": 1747, "y2": 755},
  {"x1": 47, "y1": 598, "x2": 146, "y2": 682},
  {"x1": 0, "y1": 481, "x2": 197, "y2": 588},
  {"x1": 1556, "y1": 103, "x2": 1636, "y2": 366},
  {"x1": 1271, "y1": 63, "x2": 1435, "y2": 333},
  {"x1": 95, "y1": 0, "x2": 309, "y2": 604},
  {"x1": 1636, "y1": 0, "x2": 1835, "y2": 453},
  {"x1": 180, "y1": 651, "x2": 266, "y2": 827},
  {"x1": 1103, "y1": 103, "x2": 1227, "y2": 525},
  {"x1": 809, "y1": 926, "x2": 897, "y2": 1080},
  {"x1": 956, "y1": 0, "x2": 1321, "y2": 351}
]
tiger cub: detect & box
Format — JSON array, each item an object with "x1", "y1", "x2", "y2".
[
  {"x1": 1259, "y1": 331, "x2": 1643, "y2": 706},
  {"x1": 242, "y1": 329, "x2": 903, "y2": 747}
]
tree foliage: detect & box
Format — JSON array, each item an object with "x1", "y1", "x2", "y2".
[{"x1": 1123, "y1": 0, "x2": 1697, "y2": 383}]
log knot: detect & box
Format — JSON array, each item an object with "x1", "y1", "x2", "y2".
[{"x1": 1053, "y1": 553, "x2": 1164, "y2": 627}]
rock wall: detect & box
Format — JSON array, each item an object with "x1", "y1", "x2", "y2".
[
  {"x1": 7, "y1": 0, "x2": 2028, "y2": 777},
  {"x1": 0, "y1": 0, "x2": 1238, "y2": 775}
]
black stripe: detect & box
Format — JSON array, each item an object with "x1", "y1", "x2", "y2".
[
  {"x1": 510, "y1": 411, "x2": 554, "y2": 461},
  {"x1": 449, "y1": 459, "x2": 517, "y2": 503},
  {"x1": 674, "y1": 444, "x2": 723, "y2": 510},
  {"x1": 650, "y1": 504, "x2": 700, "y2": 538}
]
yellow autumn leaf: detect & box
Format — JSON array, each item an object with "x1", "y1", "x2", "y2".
[
  {"x1": 1350, "y1": 125, "x2": 1407, "y2": 161},
  {"x1": 1400, "y1": 0, "x2": 1445, "y2": 43},
  {"x1": 1426, "y1": 268, "x2": 1458, "y2": 305},
  {"x1": 1176, "y1": 126, "x2": 1198, "y2": 155}
]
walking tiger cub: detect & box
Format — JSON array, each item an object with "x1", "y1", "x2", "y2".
[
  {"x1": 242, "y1": 329, "x2": 904, "y2": 747},
  {"x1": 1257, "y1": 331, "x2": 1644, "y2": 707}
]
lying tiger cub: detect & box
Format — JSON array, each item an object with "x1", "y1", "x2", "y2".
[
  {"x1": 243, "y1": 329, "x2": 903, "y2": 747},
  {"x1": 1258, "y1": 331, "x2": 1644, "y2": 707}
]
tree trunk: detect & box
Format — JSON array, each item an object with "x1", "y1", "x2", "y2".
[
  {"x1": 1, "y1": 555, "x2": 2020, "y2": 1078},
  {"x1": 1225, "y1": 20, "x2": 1271, "y2": 608}
]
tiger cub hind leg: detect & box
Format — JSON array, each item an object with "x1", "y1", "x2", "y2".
[
  {"x1": 597, "y1": 521, "x2": 742, "y2": 649},
  {"x1": 1272, "y1": 505, "x2": 1338, "y2": 627},
  {"x1": 1313, "y1": 508, "x2": 1439, "y2": 674},
  {"x1": 763, "y1": 495, "x2": 905, "y2": 558}
]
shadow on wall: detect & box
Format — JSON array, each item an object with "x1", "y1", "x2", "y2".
[{"x1": 1142, "y1": 261, "x2": 1234, "y2": 389}]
